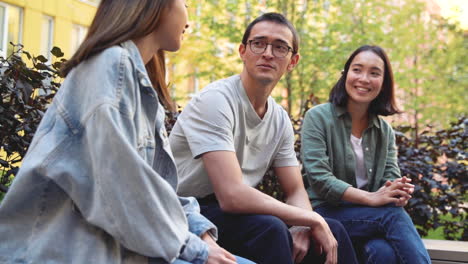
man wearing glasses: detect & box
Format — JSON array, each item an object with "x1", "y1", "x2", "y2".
[{"x1": 169, "y1": 13, "x2": 357, "y2": 264}]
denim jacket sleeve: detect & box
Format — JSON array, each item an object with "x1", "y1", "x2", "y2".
[
  {"x1": 180, "y1": 196, "x2": 218, "y2": 238},
  {"x1": 301, "y1": 107, "x2": 351, "y2": 204}
]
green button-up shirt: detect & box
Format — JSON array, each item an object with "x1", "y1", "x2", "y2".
[{"x1": 301, "y1": 103, "x2": 401, "y2": 208}]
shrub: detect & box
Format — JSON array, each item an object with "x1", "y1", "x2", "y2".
[
  {"x1": 395, "y1": 118, "x2": 467, "y2": 240},
  {"x1": 0, "y1": 43, "x2": 65, "y2": 196}
]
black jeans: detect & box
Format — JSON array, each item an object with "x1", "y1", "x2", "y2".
[{"x1": 198, "y1": 197, "x2": 358, "y2": 264}]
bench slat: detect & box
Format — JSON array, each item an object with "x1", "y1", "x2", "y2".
[{"x1": 423, "y1": 239, "x2": 468, "y2": 263}]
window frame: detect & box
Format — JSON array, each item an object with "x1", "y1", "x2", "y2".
[
  {"x1": 70, "y1": 23, "x2": 88, "y2": 55},
  {"x1": 77, "y1": 0, "x2": 100, "y2": 6},
  {"x1": 0, "y1": 2, "x2": 23, "y2": 59},
  {"x1": 41, "y1": 15, "x2": 55, "y2": 60}
]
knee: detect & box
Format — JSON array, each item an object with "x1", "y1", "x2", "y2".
[
  {"x1": 324, "y1": 218, "x2": 349, "y2": 239},
  {"x1": 252, "y1": 215, "x2": 292, "y2": 244},
  {"x1": 258, "y1": 215, "x2": 289, "y2": 234}
]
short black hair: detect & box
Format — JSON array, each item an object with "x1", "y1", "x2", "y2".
[
  {"x1": 329, "y1": 45, "x2": 401, "y2": 116},
  {"x1": 241, "y1": 12, "x2": 299, "y2": 55}
]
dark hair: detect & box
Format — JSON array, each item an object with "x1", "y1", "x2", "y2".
[
  {"x1": 329, "y1": 45, "x2": 401, "y2": 116},
  {"x1": 61, "y1": 0, "x2": 175, "y2": 111},
  {"x1": 241, "y1": 12, "x2": 299, "y2": 55}
]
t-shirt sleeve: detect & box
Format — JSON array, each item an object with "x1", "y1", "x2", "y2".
[
  {"x1": 272, "y1": 113, "x2": 299, "y2": 167},
  {"x1": 177, "y1": 89, "x2": 236, "y2": 158}
]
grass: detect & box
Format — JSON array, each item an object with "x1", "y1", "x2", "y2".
[
  {"x1": 421, "y1": 214, "x2": 465, "y2": 240},
  {"x1": 424, "y1": 227, "x2": 446, "y2": 240}
]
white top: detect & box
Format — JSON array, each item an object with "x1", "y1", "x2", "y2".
[
  {"x1": 350, "y1": 134, "x2": 368, "y2": 189},
  {"x1": 170, "y1": 75, "x2": 299, "y2": 198}
]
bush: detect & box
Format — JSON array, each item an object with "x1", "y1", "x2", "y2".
[
  {"x1": 395, "y1": 118, "x2": 467, "y2": 240},
  {"x1": 0, "y1": 43, "x2": 65, "y2": 196}
]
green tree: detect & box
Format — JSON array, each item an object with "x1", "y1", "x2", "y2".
[{"x1": 168, "y1": 0, "x2": 467, "y2": 130}]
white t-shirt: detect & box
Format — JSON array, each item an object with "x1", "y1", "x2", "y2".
[
  {"x1": 170, "y1": 75, "x2": 299, "y2": 198},
  {"x1": 350, "y1": 134, "x2": 368, "y2": 189}
]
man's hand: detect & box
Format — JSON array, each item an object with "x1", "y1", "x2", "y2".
[
  {"x1": 308, "y1": 212, "x2": 338, "y2": 264},
  {"x1": 289, "y1": 226, "x2": 311, "y2": 263},
  {"x1": 202, "y1": 232, "x2": 238, "y2": 264}
]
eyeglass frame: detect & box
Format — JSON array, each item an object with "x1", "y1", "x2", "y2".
[{"x1": 247, "y1": 39, "x2": 293, "y2": 58}]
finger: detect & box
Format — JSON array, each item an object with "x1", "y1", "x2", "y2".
[
  {"x1": 400, "y1": 199, "x2": 409, "y2": 207},
  {"x1": 391, "y1": 189, "x2": 411, "y2": 199},
  {"x1": 396, "y1": 200, "x2": 408, "y2": 207},
  {"x1": 295, "y1": 249, "x2": 307, "y2": 264},
  {"x1": 392, "y1": 178, "x2": 414, "y2": 189},
  {"x1": 328, "y1": 246, "x2": 337, "y2": 264},
  {"x1": 332, "y1": 239, "x2": 338, "y2": 264},
  {"x1": 401, "y1": 186, "x2": 414, "y2": 194},
  {"x1": 324, "y1": 247, "x2": 337, "y2": 264},
  {"x1": 314, "y1": 244, "x2": 322, "y2": 255},
  {"x1": 390, "y1": 182, "x2": 414, "y2": 191},
  {"x1": 402, "y1": 176, "x2": 412, "y2": 183},
  {"x1": 222, "y1": 248, "x2": 237, "y2": 261},
  {"x1": 402, "y1": 183, "x2": 415, "y2": 189},
  {"x1": 292, "y1": 246, "x2": 299, "y2": 262},
  {"x1": 385, "y1": 180, "x2": 392, "y2": 187},
  {"x1": 395, "y1": 198, "x2": 405, "y2": 207},
  {"x1": 383, "y1": 196, "x2": 400, "y2": 205},
  {"x1": 224, "y1": 258, "x2": 237, "y2": 264}
]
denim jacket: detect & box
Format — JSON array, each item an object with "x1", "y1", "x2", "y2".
[{"x1": 0, "y1": 40, "x2": 216, "y2": 264}]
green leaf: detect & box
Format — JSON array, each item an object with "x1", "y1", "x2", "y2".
[
  {"x1": 34, "y1": 63, "x2": 50, "y2": 71},
  {"x1": 51, "y1": 47, "x2": 64, "y2": 58},
  {"x1": 22, "y1": 51, "x2": 31, "y2": 60},
  {"x1": 36, "y1": 55, "x2": 48, "y2": 63}
]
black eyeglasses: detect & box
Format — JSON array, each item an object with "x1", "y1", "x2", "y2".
[{"x1": 248, "y1": 39, "x2": 292, "y2": 58}]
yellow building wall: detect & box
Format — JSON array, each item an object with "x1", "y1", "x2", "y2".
[
  {"x1": 2, "y1": 0, "x2": 97, "y2": 58},
  {"x1": 0, "y1": 0, "x2": 97, "y2": 168}
]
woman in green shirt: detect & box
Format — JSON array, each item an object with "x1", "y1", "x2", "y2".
[{"x1": 301, "y1": 45, "x2": 430, "y2": 263}]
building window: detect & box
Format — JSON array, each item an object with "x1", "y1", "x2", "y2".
[
  {"x1": 41, "y1": 15, "x2": 54, "y2": 60},
  {"x1": 71, "y1": 24, "x2": 88, "y2": 54},
  {"x1": 78, "y1": 0, "x2": 101, "y2": 6},
  {"x1": 0, "y1": 3, "x2": 23, "y2": 58}
]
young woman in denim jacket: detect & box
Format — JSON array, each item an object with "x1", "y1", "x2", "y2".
[
  {"x1": 301, "y1": 45, "x2": 430, "y2": 264},
  {"x1": 0, "y1": 1, "x2": 254, "y2": 263}
]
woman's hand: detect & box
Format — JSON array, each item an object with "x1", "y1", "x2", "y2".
[
  {"x1": 368, "y1": 177, "x2": 414, "y2": 207},
  {"x1": 202, "y1": 232, "x2": 238, "y2": 264},
  {"x1": 384, "y1": 177, "x2": 414, "y2": 206}
]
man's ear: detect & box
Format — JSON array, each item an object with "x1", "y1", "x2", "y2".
[
  {"x1": 287, "y1": 53, "x2": 300, "y2": 72},
  {"x1": 239, "y1": 44, "x2": 247, "y2": 62}
]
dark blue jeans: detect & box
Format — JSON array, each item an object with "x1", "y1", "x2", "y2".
[
  {"x1": 314, "y1": 203, "x2": 431, "y2": 264},
  {"x1": 198, "y1": 198, "x2": 358, "y2": 264}
]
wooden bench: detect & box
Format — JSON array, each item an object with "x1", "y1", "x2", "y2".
[{"x1": 423, "y1": 239, "x2": 468, "y2": 264}]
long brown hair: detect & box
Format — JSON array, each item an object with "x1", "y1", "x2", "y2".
[{"x1": 61, "y1": 0, "x2": 174, "y2": 111}]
